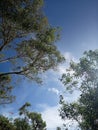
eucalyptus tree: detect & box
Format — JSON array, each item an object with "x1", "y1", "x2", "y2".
[
  {"x1": 60, "y1": 50, "x2": 98, "y2": 130},
  {"x1": 14, "y1": 102, "x2": 46, "y2": 130},
  {"x1": 0, "y1": 115, "x2": 15, "y2": 130},
  {"x1": 0, "y1": 75, "x2": 15, "y2": 104},
  {"x1": 0, "y1": 0, "x2": 64, "y2": 104},
  {"x1": 14, "y1": 118, "x2": 31, "y2": 130},
  {"x1": 0, "y1": 102, "x2": 46, "y2": 130}
]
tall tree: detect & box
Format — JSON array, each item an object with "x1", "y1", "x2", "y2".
[
  {"x1": 0, "y1": 0, "x2": 64, "y2": 104},
  {"x1": 0, "y1": 103, "x2": 46, "y2": 130},
  {"x1": 60, "y1": 50, "x2": 98, "y2": 130},
  {"x1": 14, "y1": 102, "x2": 46, "y2": 130},
  {"x1": 28, "y1": 112, "x2": 46, "y2": 130},
  {"x1": 14, "y1": 118, "x2": 31, "y2": 130},
  {"x1": 0, "y1": 115, "x2": 15, "y2": 130}
]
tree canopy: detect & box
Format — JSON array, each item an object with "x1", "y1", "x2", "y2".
[
  {"x1": 60, "y1": 50, "x2": 98, "y2": 130},
  {"x1": 0, "y1": 102, "x2": 46, "y2": 130},
  {"x1": 0, "y1": 115, "x2": 15, "y2": 130},
  {"x1": 0, "y1": 0, "x2": 64, "y2": 104},
  {"x1": 15, "y1": 102, "x2": 46, "y2": 130}
]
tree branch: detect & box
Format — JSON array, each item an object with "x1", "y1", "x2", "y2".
[
  {"x1": 0, "y1": 54, "x2": 24, "y2": 63},
  {"x1": 0, "y1": 52, "x2": 44, "y2": 77},
  {"x1": 0, "y1": 70, "x2": 26, "y2": 77},
  {"x1": 0, "y1": 100, "x2": 13, "y2": 105}
]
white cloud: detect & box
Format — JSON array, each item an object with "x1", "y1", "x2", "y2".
[
  {"x1": 57, "y1": 64, "x2": 66, "y2": 75},
  {"x1": 41, "y1": 51, "x2": 78, "y2": 85},
  {"x1": 64, "y1": 52, "x2": 76, "y2": 62},
  {"x1": 56, "y1": 51, "x2": 78, "y2": 75},
  {"x1": 62, "y1": 90, "x2": 81, "y2": 103},
  {"x1": 41, "y1": 105, "x2": 65, "y2": 129},
  {"x1": 41, "y1": 104, "x2": 80, "y2": 130},
  {"x1": 48, "y1": 88, "x2": 60, "y2": 95}
]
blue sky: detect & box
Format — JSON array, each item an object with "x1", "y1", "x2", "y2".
[{"x1": 1, "y1": 0, "x2": 98, "y2": 129}]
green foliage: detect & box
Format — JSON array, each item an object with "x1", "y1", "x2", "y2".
[
  {"x1": 0, "y1": 0, "x2": 64, "y2": 105},
  {"x1": 60, "y1": 50, "x2": 98, "y2": 130},
  {"x1": 56, "y1": 126, "x2": 61, "y2": 130},
  {"x1": 0, "y1": 75, "x2": 15, "y2": 104},
  {"x1": 0, "y1": 115, "x2": 15, "y2": 130},
  {"x1": 19, "y1": 102, "x2": 31, "y2": 116},
  {"x1": 14, "y1": 118, "x2": 31, "y2": 130},
  {"x1": 15, "y1": 102, "x2": 46, "y2": 130},
  {"x1": 0, "y1": 103, "x2": 46, "y2": 130},
  {"x1": 28, "y1": 112, "x2": 46, "y2": 130}
]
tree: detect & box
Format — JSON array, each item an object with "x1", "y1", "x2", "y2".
[
  {"x1": 0, "y1": 0, "x2": 64, "y2": 104},
  {"x1": 56, "y1": 126, "x2": 61, "y2": 130},
  {"x1": 14, "y1": 118, "x2": 31, "y2": 130},
  {"x1": 0, "y1": 75, "x2": 15, "y2": 104},
  {"x1": 28, "y1": 112, "x2": 46, "y2": 130},
  {"x1": 0, "y1": 115, "x2": 15, "y2": 130},
  {"x1": 19, "y1": 102, "x2": 31, "y2": 117},
  {"x1": 60, "y1": 50, "x2": 98, "y2": 130},
  {"x1": 0, "y1": 102, "x2": 46, "y2": 130},
  {"x1": 14, "y1": 102, "x2": 46, "y2": 130}
]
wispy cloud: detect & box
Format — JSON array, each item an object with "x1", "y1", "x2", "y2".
[
  {"x1": 56, "y1": 51, "x2": 78, "y2": 75},
  {"x1": 57, "y1": 64, "x2": 66, "y2": 75},
  {"x1": 48, "y1": 88, "x2": 60, "y2": 95},
  {"x1": 62, "y1": 90, "x2": 81, "y2": 103},
  {"x1": 64, "y1": 52, "x2": 77, "y2": 63}
]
